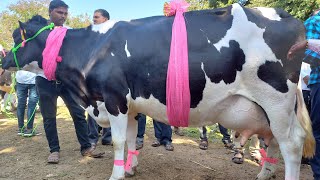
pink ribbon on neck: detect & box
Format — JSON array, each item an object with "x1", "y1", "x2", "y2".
[
  {"x1": 21, "y1": 40, "x2": 26, "y2": 48},
  {"x1": 125, "y1": 150, "x2": 139, "y2": 171},
  {"x1": 259, "y1": 148, "x2": 278, "y2": 166},
  {"x1": 165, "y1": 0, "x2": 190, "y2": 127},
  {"x1": 42, "y1": 26, "x2": 67, "y2": 80}
]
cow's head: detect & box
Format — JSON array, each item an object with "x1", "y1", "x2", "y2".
[{"x1": 2, "y1": 15, "x2": 50, "y2": 71}]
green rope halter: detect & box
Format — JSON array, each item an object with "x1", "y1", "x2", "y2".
[{"x1": 11, "y1": 23, "x2": 55, "y2": 69}]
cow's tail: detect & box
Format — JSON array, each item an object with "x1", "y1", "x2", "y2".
[{"x1": 296, "y1": 88, "x2": 315, "y2": 158}]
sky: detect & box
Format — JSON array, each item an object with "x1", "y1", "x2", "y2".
[{"x1": 0, "y1": 0, "x2": 168, "y2": 20}]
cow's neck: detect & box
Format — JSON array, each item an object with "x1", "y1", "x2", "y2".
[{"x1": 56, "y1": 28, "x2": 104, "y2": 108}]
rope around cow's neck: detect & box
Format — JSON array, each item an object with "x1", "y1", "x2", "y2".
[{"x1": 11, "y1": 23, "x2": 54, "y2": 69}]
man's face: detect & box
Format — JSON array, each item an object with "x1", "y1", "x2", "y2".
[
  {"x1": 93, "y1": 12, "x2": 107, "y2": 25},
  {"x1": 49, "y1": 7, "x2": 68, "y2": 26}
]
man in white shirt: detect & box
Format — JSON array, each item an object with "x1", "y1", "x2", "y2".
[
  {"x1": 16, "y1": 70, "x2": 39, "y2": 136},
  {"x1": 299, "y1": 62, "x2": 311, "y2": 112},
  {"x1": 87, "y1": 9, "x2": 112, "y2": 148}
]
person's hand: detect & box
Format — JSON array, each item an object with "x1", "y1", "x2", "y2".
[{"x1": 287, "y1": 40, "x2": 307, "y2": 60}]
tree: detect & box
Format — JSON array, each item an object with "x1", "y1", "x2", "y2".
[{"x1": 0, "y1": 0, "x2": 90, "y2": 49}]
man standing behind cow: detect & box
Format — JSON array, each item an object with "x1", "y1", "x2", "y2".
[
  {"x1": 36, "y1": 0, "x2": 104, "y2": 164},
  {"x1": 87, "y1": 9, "x2": 112, "y2": 148},
  {"x1": 288, "y1": 8, "x2": 320, "y2": 179}
]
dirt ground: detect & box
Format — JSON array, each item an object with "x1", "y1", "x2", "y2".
[{"x1": 0, "y1": 106, "x2": 314, "y2": 180}]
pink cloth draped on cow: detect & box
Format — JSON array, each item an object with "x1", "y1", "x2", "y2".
[
  {"x1": 42, "y1": 26, "x2": 67, "y2": 81},
  {"x1": 165, "y1": 0, "x2": 190, "y2": 127}
]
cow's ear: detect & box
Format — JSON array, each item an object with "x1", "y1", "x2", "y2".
[
  {"x1": 18, "y1": 21, "x2": 27, "y2": 40},
  {"x1": 18, "y1": 21, "x2": 25, "y2": 30}
]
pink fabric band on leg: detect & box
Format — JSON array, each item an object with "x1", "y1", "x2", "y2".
[
  {"x1": 125, "y1": 150, "x2": 139, "y2": 171},
  {"x1": 114, "y1": 160, "x2": 125, "y2": 166},
  {"x1": 259, "y1": 149, "x2": 278, "y2": 166}
]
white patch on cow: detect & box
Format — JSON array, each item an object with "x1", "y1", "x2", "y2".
[
  {"x1": 86, "y1": 101, "x2": 110, "y2": 128},
  {"x1": 111, "y1": 52, "x2": 115, "y2": 56},
  {"x1": 255, "y1": 7, "x2": 281, "y2": 21},
  {"x1": 91, "y1": 20, "x2": 118, "y2": 34},
  {"x1": 213, "y1": 3, "x2": 281, "y2": 66},
  {"x1": 125, "y1": 40, "x2": 131, "y2": 58},
  {"x1": 200, "y1": 29, "x2": 211, "y2": 44}
]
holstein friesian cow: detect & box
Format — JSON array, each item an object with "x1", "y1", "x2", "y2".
[{"x1": 2, "y1": 3, "x2": 315, "y2": 180}]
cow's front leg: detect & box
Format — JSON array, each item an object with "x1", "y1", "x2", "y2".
[
  {"x1": 125, "y1": 114, "x2": 139, "y2": 177},
  {"x1": 109, "y1": 113, "x2": 128, "y2": 180}
]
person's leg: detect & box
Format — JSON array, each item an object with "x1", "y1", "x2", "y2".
[
  {"x1": 26, "y1": 84, "x2": 39, "y2": 130},
  {"x1": 309, "y1": 83, "x2": 320, "y2": 179},
  {"x1": 60, "y1": 86, "x2": 91, "y2": 152},
  {"x1": 137, "y1": 114, "x2": 146, "y2": 139},
  {"x1": 157, "y1": 121, "x2": 172, "y2": 144},
  {"x1": 302, "y1": 90, "x2": 311, "y2": 114},
  {"x1": 36, "y1": 77, "x2": 60, "y2": 153},
  {"x1": 136, "y1": 113, "x2": 146, "y2": 150},
  {"x1": 153, "y1": 120, "x2": 162, "y2": 140},
  {"x1": 218, "y1": 124, "x2": 234, "y2": 149},
  {"x1": 153, "y1": 120, "x2": 173, "y2": 151},
  {"x1": 87, "y1": 115, "x2": 99, "y2": 145},
  {"x1": 249, "y1": 135, "x2": 262, "y2": 163},
  {"x1": 16, "y1": 83, "x2": 28, "y2": 133},
  {"x1": 101, "y1": 127, "x2": 112, "y2": 145},
  {"x1": 199, "y1": 126, "x2": 208, "y2": 150}
]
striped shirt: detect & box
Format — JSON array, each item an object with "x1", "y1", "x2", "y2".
[{"x1": 304, "y1": 13, "x2": 320, "y2": 85}]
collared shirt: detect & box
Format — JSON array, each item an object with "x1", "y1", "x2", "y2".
[
  {"x1": 299, "y1": 62, "x2": 311, "y2": 90},
  {"x1": 304, "y1": 13, "x2": 320, "y2": 85}
]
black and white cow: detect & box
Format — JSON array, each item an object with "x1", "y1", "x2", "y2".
[{"x1": 2, "y1": 3, "x2": 315, "y2": 180}]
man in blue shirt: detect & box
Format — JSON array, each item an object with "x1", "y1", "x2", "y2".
[{"x1": 303, "y1": 9, "x2": 320, "y2": 179}]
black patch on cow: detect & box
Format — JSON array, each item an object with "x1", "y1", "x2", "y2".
[
  {"x1": 257, "y1": 61, "x2": 288, "y2": 93},
  {"x1": 93, "y1": 108, "x2": 99, "y2": 117},
  {"x1": 203, "y1": 40, "x2": 246, "y2": 84}
]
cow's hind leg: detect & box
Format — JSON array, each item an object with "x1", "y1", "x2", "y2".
[
  {"x1": 125, "y1": 114, "x2": 139, "y2": 177},
  {"x1": 109, "y1": 113, "x2": 128, "y2": 180},
  {"x1": 256, "y1": 138, "x2": 279, "y2": 180},
  {"x1": 261, "y1": 111, "x2": 303, "y2": 180}
]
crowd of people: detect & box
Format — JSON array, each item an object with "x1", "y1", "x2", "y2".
[{"x1": 0, "y1": 0, "x2": 319, "y2": 179}]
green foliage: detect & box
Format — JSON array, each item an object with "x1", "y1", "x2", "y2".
[{"x1": 0, "y1": 0, "x2": 91, "y2": 49}]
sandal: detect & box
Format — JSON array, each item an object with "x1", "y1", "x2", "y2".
[
  {"x1": 164, "y1": 142, "x2": 174, "y2": 151},
  {"x1": 199, "y1": 140, "x2": 208, "y2": 150},
  {"x1": 232, "y1": 149, "x2": 244, "y2": 164},
  {"x1": 81, "y1": 146, "x2": 105, "y2": 158},
  {"x1": 151, "y1": 140, "x2": 161, "y2": 147},
  {"x1": 48, "y1": 152, "x2": 60, "y2": 164},
  {"x1": 223, "y1": 140, "x2": 235, "y2": 150}
]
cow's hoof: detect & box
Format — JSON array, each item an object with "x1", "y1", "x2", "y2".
[{"x1": 125, "y1": 166, "x2": 137, "y2": 177}]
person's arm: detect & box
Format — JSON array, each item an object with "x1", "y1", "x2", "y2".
[
  {"x1": 303, "y1": 75, "x2": 310, "y2": 85},
  {"x1": 287, "y1": 40, "x2": 307, "y2": 60}
]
